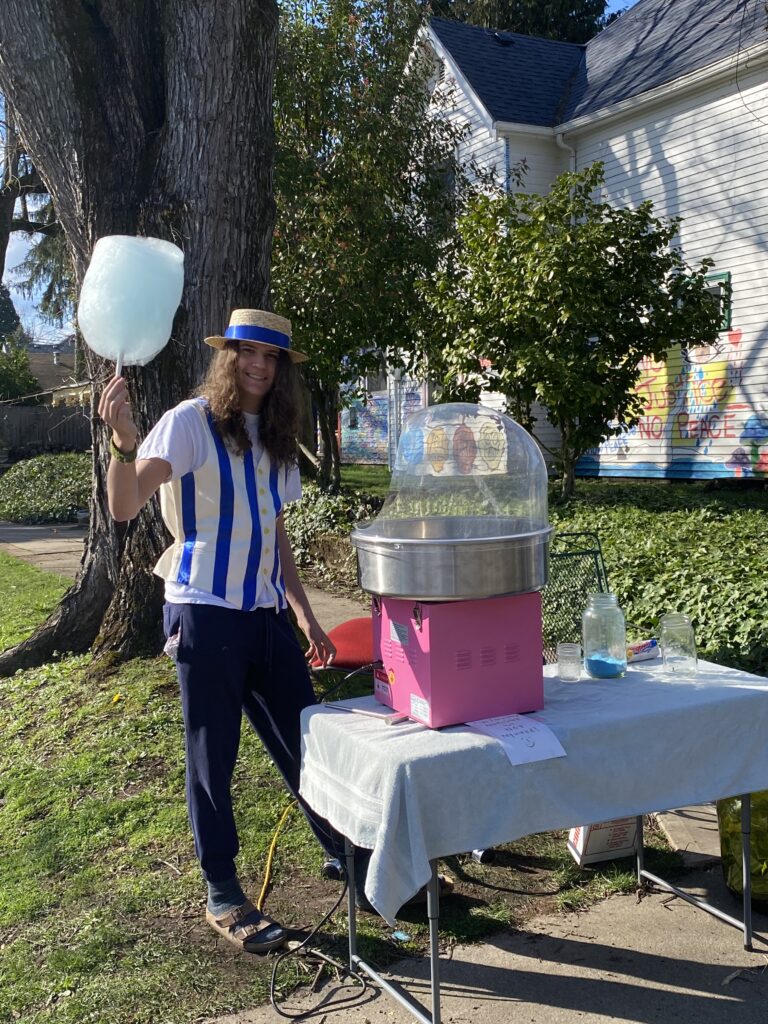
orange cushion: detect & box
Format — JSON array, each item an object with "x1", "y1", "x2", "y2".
[{"x1": 312, "y1": 616, "x2": 373, "y2": 669}]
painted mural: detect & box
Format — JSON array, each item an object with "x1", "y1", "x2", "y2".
[
  {"x1": 339, "y1": 393, "x2": 389, "y2": 464},
  {"x1": 578, "y1": 327, "x2": 768, "y2": 479},
  {"x1": 339, "y1": 384, "x2": 427, "y2": 465}
]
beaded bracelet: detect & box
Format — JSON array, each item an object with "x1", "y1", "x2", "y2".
[{"x1": 109, "y1": 437, "x2": 138, "y2": 463}]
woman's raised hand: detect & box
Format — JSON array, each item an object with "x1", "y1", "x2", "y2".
[{"x1": 98, "y1": 375, "x2": 138, "y2": 450}]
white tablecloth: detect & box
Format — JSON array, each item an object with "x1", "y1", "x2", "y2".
[{"x1": 300, "y1": 660, "x2": 768, "y2": 923}]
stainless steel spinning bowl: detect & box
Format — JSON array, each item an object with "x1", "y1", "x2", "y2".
[{"x1": 350, "y1": 516, "x2": 552, "y2": 600}]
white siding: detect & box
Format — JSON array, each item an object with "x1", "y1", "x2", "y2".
[
  {"x1": 478, "y1": 393, "x2": 559, "y2": 468},
  {"x1": 439, "y1": 69, "x2": 507, "y2": 187},
  {"x1": 435, "y1": 70, "x2": 571, "y2": 192},
  {"x1": 567, "y1": 62, "x2": 768, "y2": 479},
  {"x1": 530, "y1": 401, "x2": 561, "y2": 468},
  {"x1": 504, "y1": 132, "x2": 569, "y2": 195},
  {"x1": 428, "y1": 37, "x2": 768, "y2": 481}
]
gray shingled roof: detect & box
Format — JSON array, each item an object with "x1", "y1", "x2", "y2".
[
  {"x1": 430, "y1": 0, "x2": 762, "y2": 129},
  {"x1": 429, "y1": 18, "x2": 583, "y2": 127},
  {"x1": 564, "y1": 0, "x2": 760, "y2": 122}
]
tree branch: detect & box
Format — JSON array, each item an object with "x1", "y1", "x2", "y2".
[
  {"x1": 298, "y1": 441, "x2": 320, "y2": 468},
  {"x1": 10, "y1": 217, "x2": 62, "y2": 236}
]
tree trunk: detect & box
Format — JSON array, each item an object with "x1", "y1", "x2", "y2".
[
  {"x1": 296, "y1": 375, "x2": 318, "y2": 480},
  {"x1": 560, "y1": 458, "x2": 576, "y2": 499},
  {"x1": 0, "y1": 0, "x2": 279, "y2": 675},
  {"x1": 313, "y1": 383, "x2": 341, "y2": 493},
  {"x1": 558, "y1": 423, "x2": 576, "y2": 499},
  {"x1": 0, "y1": 106, "x2": 21, "y2": 282}
]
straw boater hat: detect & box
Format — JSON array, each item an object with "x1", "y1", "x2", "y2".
[{"x1": 205, "y1": 309, "x2": 307, "y2": 363}]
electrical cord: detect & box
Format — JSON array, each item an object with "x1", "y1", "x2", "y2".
[
  {"x1": 257, "y1": 802, "x2": 295, "y2": 912},
  {"x1": 264, "y1": 661, "x2": 380, "y2": 1017},
  {"x1": 259, "y1": 663, "x2": 380, "y2": 910},
  {"x1": 315, "y1": 661, "x2": 382, "y2": 702},
  {"x1": 268, "y1": 876, "x2": 369, "y2": 1020},
  {"x1": 260, "y1": 793, "x2": 369, "y2": 1019}
]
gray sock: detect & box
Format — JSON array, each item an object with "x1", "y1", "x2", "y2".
[{"x1": 206, "y1": 875, "x2": 248, "y2": 917}]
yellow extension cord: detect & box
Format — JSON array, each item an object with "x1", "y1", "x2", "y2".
[{"x1": 257, "y1": 800, "x2": 296, "y2": 912}]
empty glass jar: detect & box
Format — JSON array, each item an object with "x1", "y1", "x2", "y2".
[
  {"x1": 582, "y1": 593, "x2": 627, "y2": 679},
  {"x1": 556, "y1": 642, "x2": 582, "y2": 682},
  {"x1": 658, "y1": 612, "x2": 697, "y2": 676}
]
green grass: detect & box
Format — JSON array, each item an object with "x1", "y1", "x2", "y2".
[
  {"x1": 7, "y1": 477, "x2": 723, "y2": 1023},
  {"x1": 339, "y1": 463, "x2": 391, "y2": 498},
  {"x1": 0, "y1": 650, "x2": 313, "y2": 1023},
  {"x1": 0, "y1": 551, "x2": 70, "y2": 649}
]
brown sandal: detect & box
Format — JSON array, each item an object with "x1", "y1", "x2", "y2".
[
  {"x1": 356, "y1": 873, "x2": 455, "y2": 914},
  {"x1": 205, "y1": 899, "x2": 287, "y2": 953},
  {"x1": 405, "y1": 872, "x2": 455, "y2": 906}
]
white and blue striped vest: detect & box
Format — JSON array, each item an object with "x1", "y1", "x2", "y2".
[{"x1": 153, "y1": 401, "x2": 288, "y2": 610}]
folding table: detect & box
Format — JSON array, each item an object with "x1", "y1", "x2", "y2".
[{"x1": 300, "y1": 660, "x2": 768, "y2": 1024}]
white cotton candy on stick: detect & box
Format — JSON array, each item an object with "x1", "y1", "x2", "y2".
[{"x1": 77, "y1": 235, "x2": 184, "y2": 374}]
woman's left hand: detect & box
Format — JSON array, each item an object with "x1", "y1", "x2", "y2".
[{"x1": 303, "y1": 622, "x2": 336, "y2": 668}]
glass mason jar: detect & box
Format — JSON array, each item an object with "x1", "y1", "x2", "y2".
[
  {"x1": 658, "y1": 612, "x2": 698, "y2": 675},
  {"x1": 582, "y1": 593, "x2": 627, "y2": 679},
  {"x1": 716, "y1": 793, "x2": 768, "y2": 905}
]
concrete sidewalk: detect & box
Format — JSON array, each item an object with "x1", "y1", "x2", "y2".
[
  {"x1": 208, "y1": 870, "x2": 768, "y2": 1024},
  {"x1": 3, "y1": 522, "x2": 767, "y2": 1023},
  {"x1": 0, "y1": 521, "x2": 367, "y2": 630},
  {"x1": 0, "y1": 521, "x2": 89, "y2": 577}
]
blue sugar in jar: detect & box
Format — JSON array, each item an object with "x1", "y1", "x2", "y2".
[
  {"x1": 585, "y1": 654, "x2": 626, "y2": 679},
  {"x1": 582, "y1": 593, "x2": 627, "y2": 679}
]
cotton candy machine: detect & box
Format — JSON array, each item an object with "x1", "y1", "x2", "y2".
[{"x1": 351, "y1": 403, "x2": 552, "y2": 728}]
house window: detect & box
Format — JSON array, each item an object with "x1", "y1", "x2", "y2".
[
  {"x1": 705, "y1": 271, "x2": 732, "y2": 331},
  {"x1": 348, "y1": 406, "x2": 359, "y2": 429}
]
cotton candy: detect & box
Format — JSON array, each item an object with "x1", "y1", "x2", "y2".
[{"x1": 77, "y1": 235, "x2": 184, "y2": 367}]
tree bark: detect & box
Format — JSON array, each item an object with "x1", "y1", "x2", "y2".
[
  {"x1": 313, "y1": 383, "x2": 341, "y2": 493},
  {"x1": 0, "y1": 104, "x2": 21, "y2": 281},
  {"x1": 557, "y1": 422, "x2": 576, "y2": 499},
  {"x1": 0, "y1": 0, "x2": 279, "y2": 674}
]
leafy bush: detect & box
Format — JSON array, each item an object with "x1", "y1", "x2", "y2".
[
  {"x1": 283, "y1": 481, "x2": 382, "y2": 585},
  {"x1": 550, "y1": 481, "x2": 768, "y2": 675},
  {"x1": 0, "y1": 452, "x2": 91, "y2": 523}
]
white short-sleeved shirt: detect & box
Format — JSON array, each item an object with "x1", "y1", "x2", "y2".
[{"x1": 138, "y1": 399, "x2": 301, "y2": 608}]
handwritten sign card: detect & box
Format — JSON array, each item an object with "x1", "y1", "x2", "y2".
[{"x1": 467, "y1": 714, "x2": 567, "y2": 766}]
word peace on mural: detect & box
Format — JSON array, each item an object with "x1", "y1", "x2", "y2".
[{"x1": 583, "y1": 328, "x2": 768, "y2": 478}]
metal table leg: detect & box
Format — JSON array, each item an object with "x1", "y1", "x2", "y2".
[
  {"x1": 345, "y1": 838, "x2": 442, "y2": 1024},
  {"x1": 741, "y1": 794, "x2": 753, "y2": 950},
  {"x1": 635, "y1": 801, "x2": 754, "y2": 950}
]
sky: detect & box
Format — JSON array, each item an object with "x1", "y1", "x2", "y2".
[{"x1": 3, "y1": 233, "x2": 69, "y2": 345}]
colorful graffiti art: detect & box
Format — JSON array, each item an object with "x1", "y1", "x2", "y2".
[
  {"x1": 339, "y1": 394, "x2": 389, "y2": 464},
  {"x1": 339, "y1": 386, "x2": 427, "y2": 465},
  {"x1": 580, "y1": 328, "x2": 765, "y2": 478}
]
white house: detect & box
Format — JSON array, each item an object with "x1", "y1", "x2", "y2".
[{"x1": 425, "y1": 0, "x2": 768, "y2": 480}]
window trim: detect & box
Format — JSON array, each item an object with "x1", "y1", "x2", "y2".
[{"x1": 705, "y1": 271, "x2": 732, "y2": 331}]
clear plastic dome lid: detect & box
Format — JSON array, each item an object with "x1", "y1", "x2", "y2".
[{"x1": 359, "y1": 403, "x2": 549, "y2": 541}]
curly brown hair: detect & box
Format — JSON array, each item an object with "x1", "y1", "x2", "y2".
[{"x1": 196, "y1": 343, "x2": 301, "y2": 467}]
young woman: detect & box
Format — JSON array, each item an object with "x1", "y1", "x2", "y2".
[{"x1": 98, "y1": 309, "x2": 339, "y2": 953}]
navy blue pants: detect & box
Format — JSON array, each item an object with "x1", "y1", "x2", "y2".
[{"x1": 164, "y1": 602, "x2": 345, "y2": 883}]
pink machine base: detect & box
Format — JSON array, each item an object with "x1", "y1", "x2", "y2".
[{"x1": 372, "y1": 592, "x2": 544, "y2": 728}]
